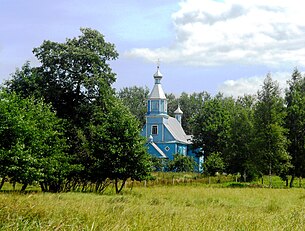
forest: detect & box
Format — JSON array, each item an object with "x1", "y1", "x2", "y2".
[
  {"x1": 118, "y1": 70, "x2": 305, "y2": 187},
  {"x1": 0, "y1": 28, "x2": 305, "y2": 193}
]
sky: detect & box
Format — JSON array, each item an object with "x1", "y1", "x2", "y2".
[{"x1": 1, "y1": 0, "x2": 305, "y2": 97}]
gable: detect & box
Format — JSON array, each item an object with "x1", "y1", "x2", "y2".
[{"x1": 147, "y1": 142, "x2": 167, "y2": 158}]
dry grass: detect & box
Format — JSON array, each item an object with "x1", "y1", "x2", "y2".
[{"x1": 1, "y1": 185, "x2": 305, "y2": 230}]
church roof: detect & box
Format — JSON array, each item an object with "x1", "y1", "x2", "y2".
[
  {"x1": 174, "y1": 105, "x2": 183, "y2": 114},
  {"x1": 165, "y1": 117, "x2": 191, "y2": 144},
  {"x1": 148, "y1": 66, "x2": 166, "y2": 99},
  {"x1": 153, "y1": 68, "x2": 163, "y2": 78},
  {"x1": 148, "y1": 84, "x2": 166, "y2": 99},
  {"x1": 150, "y1": 142, "x2": 167, "y2": 158}
]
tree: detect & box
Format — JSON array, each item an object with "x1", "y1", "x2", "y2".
[
  {"x1": 285, "y1": 68, "x2": 305, "y2": 187},
  {"x1": 191, "y1": 94, "x2": 232, "y2": 159},
  {"x1": 166, "y1": 93, "x2": 178, "y2": 117},
  {"x1": 5, "y1": 28, "x2": 119, "y2": 188},
  {"x1": 253, "y1": 74, "x2": 290, "y2": 185},
  {"x1": 150, "y1": 156, "x2": 168, "y2": 172},
  {"x1": 0, "y1": 92, "x2": 69, "y2": 191},
  {"x1": 203, "y1": 152, "x2": 225, "y2": 176},
  {"x1": 225, "y1": 95, "x2": 256, "y2": 180},
  {"x1": 87, "y1": 98, "x2": 152, "y2": 193},
  {"x1": 117, "y1": 86, "x2": 149, "y2": 126},
  {"x1": 6, "y1": 28, "x2": 118, "y2": 123},
  {"x1": 167, "y1": 91, "x2": 209, "y2": 135}
]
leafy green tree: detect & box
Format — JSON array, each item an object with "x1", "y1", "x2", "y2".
[
  {"x1": 166, "y1": 93, "x2": 178, "y2": 116},
  {"x1": 0, "y1": 92, "x2": 68, "y2": 191},
  {"x1": 168, "y1": 154, "x2": 197, "y2": 172},
  {"x1": 7, "y1": 28, "x2": 118, "y2": 123},
  {"x1": 5, "y1": 28, "x2": 119, "y2": 187},
  {"x1": 117, "y1": 86, "x2": 149, "y2": 126},
  {"x1": 253, "y1": 74, "x2": 290, "y2": 184},
  {"x1": 150, "y1": 156, "x2": 168, "y2": 172},
  {"x1": 203, "y1": 152, "x2": 225, "y2": 176},
  {"x1": 87, "y1": 98, "x2": 152, "y2": 193},
  {"x1": 167, "y1": 91, "x2": 209, "y2": 135},
  {"x1": 225, "y1": 95, "x2": 256, "y2": 179},
  {"x1": 191, "y1": 94, "x2": 232, "y2": 159},
  {"x1": 285, "y1": 69, "x2": 305, "y2": 187}
]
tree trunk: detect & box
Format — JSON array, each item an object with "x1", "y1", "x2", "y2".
[
  {"x1": 269, "y1": 162, "x2": 272, "y2": 188},
  {"x1": 95, "y1": 182, "x2": 100, "y2": 192},
  {"x1": 115, "y1": 178, "x2": 126, "y2": 194},
  {"x1": 0, "y1": 177, "x2": 5, "y2": 190},
  {"x1": 40, "y1": 182, "x2": 45, "y2": 192},
  {"x1": 290, "y1": 175, "x2": 295, "y2": 188},
  {"x1": 21, "y1": 183, "x2": 28, "y2": 192}
]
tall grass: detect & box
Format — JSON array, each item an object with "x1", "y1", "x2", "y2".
[{"x1": 1, "y1": 186, "x2": 305, "y2": 230}]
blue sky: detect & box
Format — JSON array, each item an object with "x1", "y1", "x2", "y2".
[{"x1": 1, "y1": 0, "x2": 304, "y2": 97}]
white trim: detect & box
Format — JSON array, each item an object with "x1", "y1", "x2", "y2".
[
  {"x1": 152, "y1": 125, "x2": 158, "y2": 135},
  {"x1": 151, "y1": 142, "x2": 167, "y2": 158},
  {"x1": 162, "y1": 124, "x2": 164, "y2": 141},
  {"x1": 148, "y1": 100, "x2": 151, "y2": 113},
  {"x1": 146, "y1": 116, "x2": 148, "y2": 137}
]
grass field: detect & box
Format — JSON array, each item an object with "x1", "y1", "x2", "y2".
[{"x1": 1, "y1": 184, "x2": 305, "y2": 230}]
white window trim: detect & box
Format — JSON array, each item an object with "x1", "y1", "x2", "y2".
[{"x1": 152, "y1": 125, "x2": 158, "y2": 135}]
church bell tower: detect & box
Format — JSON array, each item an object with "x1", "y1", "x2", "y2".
[{"x1": 146, "y1": 65, "x2": 168, "y2": 117}]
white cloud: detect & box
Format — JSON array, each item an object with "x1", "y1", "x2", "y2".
[
  {"x1": 218, "y1": 71, "x2": 293, "y2": 98},
  {"x1": 126, "y1": 0, "x2": 305, "y2": 67}
]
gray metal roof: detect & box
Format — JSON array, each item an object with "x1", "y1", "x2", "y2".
[
  {"x1": 148, "y1": 66, "x2": 166, "y2": 99},
  {"x1": 148, "y1": 84, "x2": 166, "y2": 99},
  {"x1": 164, "y1": 117, "x2": 191, "y2": 144},
  {"x1": 153, "y1": 68, "x2": 163, "y2": 78},
  {"x1": 174, "y1": 105, "x2": 183, "y2": 114}
]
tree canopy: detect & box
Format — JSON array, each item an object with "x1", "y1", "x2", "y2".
[
  {"x1": 0, "y1": 91, "x2": 69, "y2": 191},
  {"x1": 1, "y1": 28, "x2": 305, "y2": 189},
  {"x1": 3, "y1": 28, "x2": 151, "y2": 193},
  {"x1": 285, "y1": 69, "x2": 305, "y2": 186}
]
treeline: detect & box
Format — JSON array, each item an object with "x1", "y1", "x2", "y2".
[
  {"x1": 1, "y1": 28, "x2": 304, "y2": 192},
  {"x1": 118, "y1": 71, "x2": 305, "y2": 187},
  {"x1": 0, "y1": 28, "x2": 151, "y2": 193}
]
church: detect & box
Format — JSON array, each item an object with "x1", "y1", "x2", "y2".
[{"x1": 141, "y1": 66, "x2": 203, "y2": 172}]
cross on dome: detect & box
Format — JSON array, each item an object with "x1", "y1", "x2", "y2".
[
  {"x1": 157, "y1": 58, "x2": 161, "y2": 68},
  {"x1": 153, "y1": 59, "x2": 163, "y2": 81}
]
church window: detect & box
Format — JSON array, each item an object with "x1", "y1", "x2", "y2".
[
  {"x1": 152, "y1": 125, "x2": 158, "y2": 135},
  {"x1": 183, "y1": 147, "x2": 187, "y2": 155},
  {"x1": 160, "y1": 100, "x2": 164, "y2": 112},
  {"x1": 152, "y1": 101, "x2": 158, "y2": 110}
]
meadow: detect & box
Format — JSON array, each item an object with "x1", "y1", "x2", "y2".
[{"x1": 1, "y1": 177, "x2": 305, "y2": 231}]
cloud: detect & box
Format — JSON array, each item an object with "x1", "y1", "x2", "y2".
[
  {"x1": 218, "y1": 71, "x2": 293, "y2": 98},
  {"x1": 126, "y1": 0, "x2": 305, "y2": 67}
]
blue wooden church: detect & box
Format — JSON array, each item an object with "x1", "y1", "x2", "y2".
[{"x1": 141, "y1": 66, "x2": 203, "y2": 172}]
